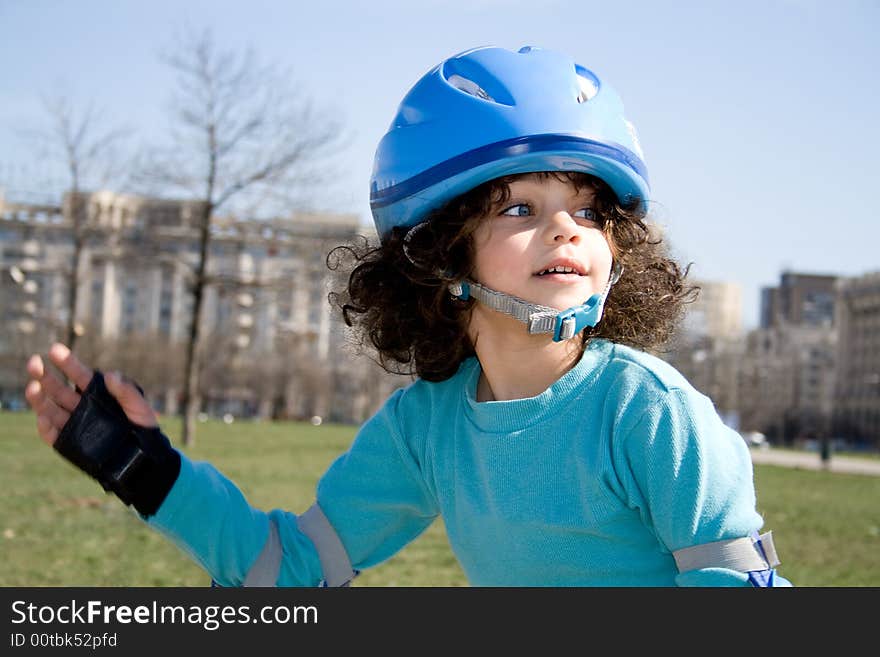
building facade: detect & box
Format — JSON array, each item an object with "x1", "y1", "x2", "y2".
[
  {"x1": 833, "y1": 272, "x2": 880, "y2": 446},
  {"x1": 742, "y1": 272, "x2": 839, "y2": 443},
  {"x1": 760, "y1": 272, "x2": 838, "y2": 329},
  {"x1": 0, "y1": 190, "x2": 407, "y2": 423},
  {"x1": 737, "y1": 325, "x2": 836, "y2": 443},
  {"x1": 665, "y1": 279, "x2": 744, "y2": 428}
]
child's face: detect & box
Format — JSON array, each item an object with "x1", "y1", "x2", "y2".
[{"x1": 471, "y1": 173, "x2": 614, "y2": 314}]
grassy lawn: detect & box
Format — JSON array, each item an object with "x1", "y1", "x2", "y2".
[{"x1": 2, "y1": 411, "x2": 878, "y2": 586}]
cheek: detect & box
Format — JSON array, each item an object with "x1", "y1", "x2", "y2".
[
  {"x1": 602, "y1": 227, "x2": 619, "y2": 262},
  {"x1": 586, "y1": 231, "x2": 614, "y2": 270},
  {"x1": 472, "y1": 226, "x2": 517, "y2": 277},
  {"x1": 474, "y1": 248, "x2": 509, "y2": 284}
]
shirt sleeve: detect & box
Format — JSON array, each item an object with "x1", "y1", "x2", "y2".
[
  {"x1": 314, "y1": 386, "x2": 441, "y2": 571},
  {"x1": 144, "y1": 454, "x2": 323, "y2": 586},
  {"x1": 613, "y1": 387, "x2": 766, "y2": 587},
  {"x1": 144, "y1": 386, "x2": 439, "y2": 586}
]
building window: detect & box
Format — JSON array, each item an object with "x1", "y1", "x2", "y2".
[
  {"x1": 122, "y1": 282, "x2": 137, "y2": 335},
  {"x1": 159, "y1": 267, "x2": 174, "y2": 336},
  {"x1": 90, "y1": 279, "x2": 104, "y2": 320}
]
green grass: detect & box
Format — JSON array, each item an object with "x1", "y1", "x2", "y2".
[
  {"x1": 0, "y1": 411, "x2": 465, "y2": 587},
  {"x1": 2, "y1": 411, "x2": 878, "y2": 586}
]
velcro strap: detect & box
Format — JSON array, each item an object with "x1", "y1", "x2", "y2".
[
  {"x1": 755, "y1": 530, "x2": 780, "y2": 568},
  {"x1": 296, "y1": 503, "x2": 358, "y2": 587},
  {"x1": 673, "y1": 532, "x2": 781, "y2": 574},
  {"x1": 54, "y1": 370, "x2": 180, "y2": 517},
  {"x1": 242, "y1": 518, "x2": 283, "y2": 587},
  {"x1": 467, "y1": 282, "x2": 558, "y2": 333}
]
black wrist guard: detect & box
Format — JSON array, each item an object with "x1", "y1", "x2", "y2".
[{"x1": 53, "y1": 370, "x2": 181, "y2": 517}]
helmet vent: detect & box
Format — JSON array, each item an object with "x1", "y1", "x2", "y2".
[
  {"x1": 574, "y1": 65, "x2": 600, "y2": 103},
  {"x1": 447, "y1": 74, "x2": 495, "y2": 102}
]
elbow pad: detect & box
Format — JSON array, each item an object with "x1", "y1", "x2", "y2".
[
  {"x1": 673, "y1": 531, "x2": 793, "y2": 587},
  {"x1": 53, "y1": 370, "x2": 181, "y2": 517}
]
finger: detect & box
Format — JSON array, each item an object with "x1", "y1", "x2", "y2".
[
  {"x1": 26, "y1": 353, "x2": 44, "y2": 379},
  {"x1": 26, "y1": 382, "x2": 70, "y2": 431},
  {"x1": 43, "y1": 396, "x2": 71, "y2": 432},
  {"x1": 28, "y1": 354, "x2": 80, "y2": 413},
  {"x1": 47, "y1": 343, "x2": 93, "y2": 392},
  {"x1": 24, "y1": 379, "x2": 47, "y2": 412},
  {"x1": 36, "y1": 414, "x2": 59, "y2": 446}
]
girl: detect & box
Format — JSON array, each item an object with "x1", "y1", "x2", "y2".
[{"x1": 25, "y1": 45, "x2": 790, "y2": 586}]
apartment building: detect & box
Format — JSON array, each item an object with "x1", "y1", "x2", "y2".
[
  {"x1": 834, "y1": 272, "x2": 880, "y2": 445},
  {"x1": 0, "y1": 190, "x2": 405, "y2": 423},
  {"x1": 760, "y1": 271, "x2": 837, "y2": 329},
  {"x1": 739, "y1": 272, "x2": 839, "y2": 442}
]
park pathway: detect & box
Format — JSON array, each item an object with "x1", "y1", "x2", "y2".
[{"x1": 748, "y1": 447, "x2": 880, "y2": 476}]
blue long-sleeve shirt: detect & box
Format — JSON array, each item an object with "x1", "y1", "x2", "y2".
[{"x1": 145, "y1": 338, "x2": 768, "y2": 586}]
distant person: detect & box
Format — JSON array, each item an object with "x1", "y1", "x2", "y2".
[
  {"x1": 820, "y1": 435, "x2": 832, "y2": 470},
  {"x1": 25, "y1": 45, "x2": 791, "y2": 586}
]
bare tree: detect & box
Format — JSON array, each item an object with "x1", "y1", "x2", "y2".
[
  {"x1": 136, "y1": 29, "x2": 346, "y2": 445},
  {"x1": 34, "y1": 97, "x2": 129, "y2": 351}
]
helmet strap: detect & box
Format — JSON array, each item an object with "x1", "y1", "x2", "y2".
[{"x1": 450, "y1": 262, "x2": 622, "y2": 342}]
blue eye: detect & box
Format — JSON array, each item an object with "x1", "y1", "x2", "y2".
[
  {"x1": 501, "y1": 203, "x2": 531, "y2": 217},
  {"x1": 574, "y1": 208, "x2": 598, "y2": 221}
]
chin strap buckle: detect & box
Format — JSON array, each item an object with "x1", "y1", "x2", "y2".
[
  {"x1": 552, "y1": 293, "x2": 605, "y2": 341},
  {"x1": 449, "y1": 281, "x2": 470, "y2": 300}
]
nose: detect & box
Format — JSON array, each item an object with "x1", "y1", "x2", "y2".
[{"x1": 543, "y1": 211, "x2": 580, "y2": 244}]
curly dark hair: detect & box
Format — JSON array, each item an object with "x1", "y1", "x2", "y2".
[{"x1": 328, "y1": 172, "x2": 698, "y2": 382}]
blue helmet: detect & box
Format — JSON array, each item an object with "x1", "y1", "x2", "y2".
[{"x1": 369, "y1": 45, "x2": 649, "y2": 240}]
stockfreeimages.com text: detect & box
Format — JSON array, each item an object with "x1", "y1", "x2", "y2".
[{"x1": 11, "y1": 599, "x2": 317, "y2": 631}]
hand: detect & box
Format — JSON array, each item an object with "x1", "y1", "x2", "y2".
[{"x1": 25, "y1": 343, "x2": 159, "y2": 446}]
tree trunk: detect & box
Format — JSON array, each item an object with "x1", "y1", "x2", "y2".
[
  {"x1": 179, "y1": 201, "x2": 213, "y2": 446},
  {"x1": 65, "y1": 189, "x2": 83, "y2": 351}
]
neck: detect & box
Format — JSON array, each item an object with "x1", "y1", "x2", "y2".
[{"x1": 469, "y1": 307, "x2": 583, "y2": 402}]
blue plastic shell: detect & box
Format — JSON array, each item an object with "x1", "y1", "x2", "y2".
[{"x1": 370, "y1": 45, "x2": 650, "y2": 238}]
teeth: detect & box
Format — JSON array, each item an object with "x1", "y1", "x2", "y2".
[{"x1": 539, "y1": 266, "x2": 578, "y2": 275}]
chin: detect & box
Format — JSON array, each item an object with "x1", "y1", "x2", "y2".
[
  {"x1": 546, "y1": 283, "x2": 597, "y2": 302},
  {"x1": 542, "y1": 293, "x2": 593, "y2": 311}
]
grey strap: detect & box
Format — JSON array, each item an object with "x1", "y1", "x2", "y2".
[
  {"x1": 673, "y1": 531, "x2": 781, "y2": 574},
  {"x1": 459, "y1": 262, "x2": 620, "y2": 336},
  {"x1": 465, "y1": 282, "x2": 558, "y2": 334},
  {"x1": 756, "y1": 531, "x2": 780, "y2": 567},
  {"x1": 242, "y1": 517, "x2": 283, "y2": 587},
  {"x1": 296, "y1": 503, "x2": 358, "y2": 587}
]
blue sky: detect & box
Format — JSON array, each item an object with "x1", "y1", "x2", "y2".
[{"x1": 2, "y1": 0, "x2": 878, "y2": 328}]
